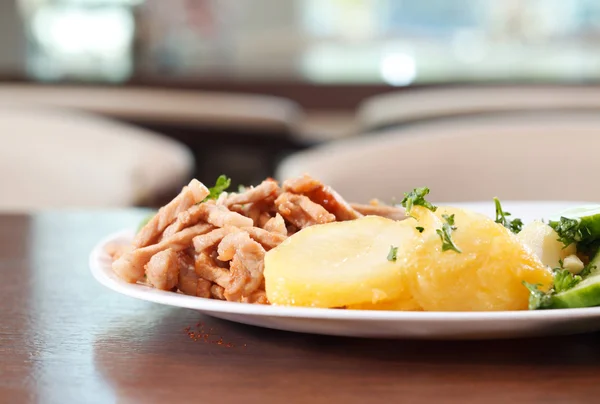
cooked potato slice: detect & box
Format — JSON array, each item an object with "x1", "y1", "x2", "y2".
[
  {"x1": 264, "y1": 216, "x2": 415, "y2": 308},
  {"x1": 403, "y1": 207, "x2": 553, "y2": 311}
]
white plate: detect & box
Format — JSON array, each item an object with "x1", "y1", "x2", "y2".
[{"x1": 90, "y1": 201, "x2": 600, "y2": 340}]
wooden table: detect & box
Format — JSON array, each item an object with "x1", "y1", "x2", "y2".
[{"x1": 3, "y1": 212, "x2": 600, "y2": 404}]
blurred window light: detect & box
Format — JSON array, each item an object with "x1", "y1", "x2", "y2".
[
  {"x1": 451, "y1": 28, "x2": 487, "y2": 64},
  {"x1": 32, "y1": 8, "x2": 133, "y2": 55},
  {"x1": 301, "y1": 43, "x2": 383, "y2": 83},
  {"x1": 302, "y1": 0, "x2": 381, "y2": 39},
  {"x1": 15, "y1": 0, "x2": 600, "y2": 84},
  {"x1": 380, "y1": 53, "x2": 416, "y2": 86},
  {"x1": 20, "y1": 0, "x2": 136, "y2": 81},
  {"x1": 383, "y1": 0, "x2": 484, "y2": 34}
]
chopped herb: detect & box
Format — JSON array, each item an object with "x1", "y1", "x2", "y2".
[
  {"x1": 493, "y1": 197, "x2": 523, "y2": 234},
  {"x1": 550, "y1": 217, "x2": 584, "y2": 247},
  {"x1": 436, "y1": 214, "x2": 461, "y2": 253},
  {"x1": 401, "y1": 187, "x2": 437, "y2": 214},
  {"x1": 387, "y1": 246, "x2": 398, "y2": 262},
  {"x1": 580, "y1": 264, "x2": 596, "y2": 278},
  {"x1": 238, "y1": 184, "x2": 247, "y2": 193},
  {"x1": 522, "y1": 281, "x2": 553, "y2": 310},
  {"x1": 416, "y1": 226, "x2": 425, "y2": 233},
  {"x1": 553, "y1": 267, "x2": 582, "y2": 293},
  {"x1": 203, "y1": 175, "x2": 231, "y2": 202}
]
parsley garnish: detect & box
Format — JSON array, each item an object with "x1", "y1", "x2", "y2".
[
  {"x1": 203, "y1": 175, "x2": 231, "y2": 202},
  {"x1": 550, "y1": 217, "x2": 585, "y2": 247},
  {"x1": 551, "y1": 259, "x2": 582, "y2": 292},
  {"x1": 436, "y1": 214, "x2": 461, "y2": 253},
  {"x1": 416, "y1": 226, "x2": 424, "y2": 233},
  {"x1": 553, "y1": 267, "x2": 582, "y2": 293},
  {"x1": 580, "y1": 264, "x2": 596, "y2": 278},
  {"x1": 493, "y1": 197, "x2": 523, "y2": 234},
  {"x1": 387, "y1": 246, "x2": 398, "y2": 262},
  {"x1": 522, "y1": 281, "x2": 553, "y2": 310},
  {"x1": 401, "y1": 187, "x2": 437, "y2": 214},
  {"x1": 522, "y1": 261, "x2": 583, "y2": 310}
]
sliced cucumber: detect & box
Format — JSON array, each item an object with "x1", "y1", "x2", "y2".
[
  {"x1": 549, "y1": 205, "x2": 600, "y2": 244},
  {"x1": 585, "y1": 248, "x2": 600, "y2": 276},
  {"x1": 549, "y1": 273, "x2": 600, "y2": 308}
]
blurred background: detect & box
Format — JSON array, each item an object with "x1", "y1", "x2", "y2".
[{"x1": 2, "y1": 0, "x2": 600, "y2": 209}]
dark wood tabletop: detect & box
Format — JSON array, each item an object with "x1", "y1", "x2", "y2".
[{"x1": 2, "y1": 211, "x2": 600, "y2": 404}]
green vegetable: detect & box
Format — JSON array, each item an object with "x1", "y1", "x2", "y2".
[
  {"x1": 553, "y1": 261, "x2": 582, "y2": 293},
  {"x1": 548, "y1": 272, "x2": 600, "y2": 309},
  {"x1": 493, "y1": 197, "x2": 523, "y2": 234},
  {"x1": 436, "y1": 214, "x2": 461, "y2": 253},
  {"x1": 137, "y1": 212, "x2": 155, "y2": 232},
  {"x1": 203, "y1": 175, "x2": 231, "y2": 202},
  {"x1": 579, "y1": 264, "x2": 595, "y2": 278},
  {"x1": 387, "y1": 245, "x2": 398, "y2": 262},
  {"x1": 522, "y1": 282, "x2": 553, "y2": 310},
  {"x1": 549, "y1": 205, "x2": 600, "y2": 247},
  {"x1": 523, "y1": 262, "x2": 588, "y2": 310},
  {"x1": 401, "y1": 187, "x2": 437, "y2": 214},
  {"x1": 580, "y1": 248, "x2": 600, "y2": 278},
  {"x1": 416, "y1": 226, "x2": 424, "y2": 233},
  {"x1": 550, "y1": 217, "x2": 585, "y2": 246}
]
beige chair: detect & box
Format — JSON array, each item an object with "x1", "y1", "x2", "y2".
[
  {"x1": 0, "y1": 104, "x2": 194, "y2": 211},
  {"x1": 0, "y1": 84, "x2": 363, "y2": 144},
  {"x1": 357, "y1": 86, "x2": 600, "y2": 132},
  {"x1": 277, "y1": 111, "x2": 600, "y2": 203},
  {"x1": 0, "y1": 84, "x2": 302, "y2": 134}
]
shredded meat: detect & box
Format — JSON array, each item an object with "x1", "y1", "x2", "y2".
[
  {"x1": 275, "y1": 192, "x2": 336, "y2": 228},
  {"x1": 195, "y1": 252, "x2": 230, "y2": 288},
  {"x1": 241, "y1": 290, "x2": 269, "y2": 305},
  {"x1": 224, "y1": 179, "x2": 280, "y2": 207},
  {"x1": 217, "y1": 232, "x2": 265, "y2": 301},
  {"x1": 192, "y1": 226, "x2": 239, "y2": 254},
  {"x1": 263, "y1": 213, "x2": 287, "y2": 236},
  {"x1": 257, "y1": 211, "x2": 272, "y2": 228},
  {"x1": 113, "y1": 223, "x2": 214, "y2": 283},
  {"x1": 145, "y1": 248, "x2": 179, "y2": 290},
  {"x1": 350, "y1": 203, "x2": 406, "y2": 221},
  {"x1": 283, "y1": 174, "x2": 361, "y2": 221},
  {"x1": 211, "y1": 284, "x2": 226, "y2": 300},
  {"x1": 204, "y1": 203, "x2": 254, "y2": 228},
  {"x1": 134, "y1": 179, "x2": 209, "y2": 248},
  {"x1": 176, "y1": 251, "x2": 209, "y2": 298},
  {"x1": 242, "y1": 227, "x2": 287, "y2": 250},
  {"x1": 164, "y1": 203, "x2": 252, "y2": 239}
]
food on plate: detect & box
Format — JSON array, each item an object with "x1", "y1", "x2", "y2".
[
  {"x1": 108, "y1": 174, "x2": 600, "y2": 311},
  {"x1": 109, "y1": 174, "x2": 405, "y2": 304},
  {"x1": 266, "y1": 204, "x2": 552, "y2": 311},
  {"x1": 399, "y1": 206, "x2": 552, "y2": 311},
  {"x1": 264, "y1": 216, "x2": 414, "y2": 308}
]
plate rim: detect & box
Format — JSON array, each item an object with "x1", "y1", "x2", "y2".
[{"x1": 90, "y1": 201, "x2": 600, "y2": 322}]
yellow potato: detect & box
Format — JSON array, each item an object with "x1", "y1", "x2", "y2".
[
  {"x1": 402, "y1": 206, "x2": 553, "y2": 311},
  {"x1": 264, "y1": 216, "x2": 416, "y2": 308},
  {"x1": 347, "y1": 297, "x2": 422, "y2": 311},
  {"x1": 265, "y1": 205, "x2": 553, "y2": 311}
]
